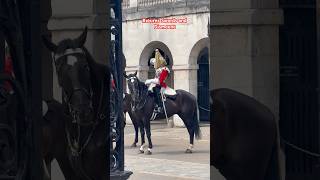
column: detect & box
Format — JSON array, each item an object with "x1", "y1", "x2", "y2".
[
  {"x1": 41, "y1": 0, "x2": 53, "y2": 101},
  {"x1": 172, "y1": 64, "x2": 198, "y2": 127}
]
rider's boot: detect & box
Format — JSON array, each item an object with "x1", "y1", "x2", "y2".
[{"x1": 153, "y1": 87, "x2": 163, "y2": 113}]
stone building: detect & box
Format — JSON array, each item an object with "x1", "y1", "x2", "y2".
[{"x1": 122, "y1": 0, "x2": 210, "y2": 126}]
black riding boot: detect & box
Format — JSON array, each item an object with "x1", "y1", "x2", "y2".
[{"x1": 153, "y1": 86, "x2": 163, "y2": 113}]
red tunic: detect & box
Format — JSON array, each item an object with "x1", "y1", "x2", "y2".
[
  {"x1": 158, "y1": 69, "x2": 168, "y2": 88},
  {"x1": 4, "y1": 56, "x2": 14, "y2": 91}
]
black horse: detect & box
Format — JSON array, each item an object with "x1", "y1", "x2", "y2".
[
  {"x1": 211, "y1": 88, "x2": 280, "y2": 180},
  {"x1": 123, "y1": 72, "x2": 201, "y2": 154},
  {"x1": 42, "y1": 27, "x2": 109, "y2": 180}
]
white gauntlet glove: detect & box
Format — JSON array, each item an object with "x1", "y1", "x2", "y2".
[
  {"x1": 145, "y1": 79, "x2": 151, "y2": 85},
  {"x1": 145, "y1": 79, "x2": 159, "y2": 85}
]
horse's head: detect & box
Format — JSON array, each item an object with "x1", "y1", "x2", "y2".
[
  {"x1": 42, "y1": 27, "x2": 95, "y2": 126},
  {"x1": 123, "y1": 71, "x2": 142, "y2": 102}
]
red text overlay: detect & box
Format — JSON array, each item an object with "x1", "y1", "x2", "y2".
[{"x1": 142, "y1": 17, "x2": 188, "y2": 30}]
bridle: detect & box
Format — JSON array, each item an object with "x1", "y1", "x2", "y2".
[
  {"x1": 127, "y1": 76, "x2": 147, "y2": 111},
  {"x1": 53, "y1": 47, "x2": 106, "y2": 180},
  {"x1": 63, "y1": 87, "x2": 93, "y2": 124}
]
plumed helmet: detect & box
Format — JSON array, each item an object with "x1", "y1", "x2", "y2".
[{"x1": 153, "y1": 49, "x2": 167, "y2": 69}]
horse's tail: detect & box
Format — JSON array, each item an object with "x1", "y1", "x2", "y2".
[{"x1": 194, "y1": 104, "x2": 202, "y2": 140}]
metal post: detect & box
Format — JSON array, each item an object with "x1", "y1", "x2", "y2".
[
  {"x1": 109, "y1": 0, "x2": 132, "y2": 179},
  {"x1": 0, "y1": 0, "x2": 42, "y2": 179},
  {"x1": 0, "y1": 30, "x2": 4, "y2": 73},
  {"x1": 19, "y1": 0, "x2": 43, "y2": 179},
  {"x1": 28, "y1": 0, "x2": 42, "y2": 179}
]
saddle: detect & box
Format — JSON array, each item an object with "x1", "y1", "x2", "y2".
[{"x1": 161, "y1": 86, "x2": 177, "y2": 100}]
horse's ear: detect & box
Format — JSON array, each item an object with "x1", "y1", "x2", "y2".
[
  {"x1": 42, "y1": 35, "x2": 57, "y2": 53},
  {"x1": 75, "y1": 26, "x2": 88, "y2": 47},
  {"x1": 123, "y1": 73, "x2": 129, "y2": 79},
  {"x1": 133, "y1": 71, "x2": 137, "y2": 77}
]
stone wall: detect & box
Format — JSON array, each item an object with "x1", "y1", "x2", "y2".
[{"x1": 210, "y1": 0, "x2": 285, "y2": 179}]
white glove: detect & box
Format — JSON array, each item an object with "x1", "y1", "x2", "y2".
[
  {"x1": 149, "y1": 78, "x2": 159, "y2": 84},
  {"x1": 145, "y1": 79, "x2": 151, "y2": 85},
  {"x1": 145, "y1": 79, "x2": 159, "y2": 85}
]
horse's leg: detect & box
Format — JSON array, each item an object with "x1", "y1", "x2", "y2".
[
  {"x1": 56, "y1": 155, "x2": 79, "y2": 180},
  {"x1": 185, "y1": 123, "x2": 195, "y2": 153},
  {"x1": 179, "y1": 113, "x2": 195, "y2": 153},
  {"x1": 131, "y1": 120, "x2": 139, "y2": 147},
  {"x1": 145, "y1": 119, "x2": 153, "y2": 155},
  {"x1": 139, "y1": 122, "x2": 146, "y2": 153}
]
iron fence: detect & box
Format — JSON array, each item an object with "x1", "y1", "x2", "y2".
[
  {"x1": 138, "y1": 0, "x2": 177, "y2": 7},
  {"x1": 109, "y1": 0, "x2": 132, "y2": 179},
  {"x1": 122, "y1": 0, "x2": 130, "y2": 9}
]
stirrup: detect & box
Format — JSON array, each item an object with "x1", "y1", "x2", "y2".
[
  {"x1": 156, "y1": 106, "x2": 163, "y2": 113},
  {"x1": 153, "y1": 105, "x2": 161, "y2": 113}
]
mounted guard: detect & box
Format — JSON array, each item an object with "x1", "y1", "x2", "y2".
[{"x1": 145, "y1": 49, "x2": 170, "y2": 113}]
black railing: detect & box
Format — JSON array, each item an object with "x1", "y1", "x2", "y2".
[
  {"x1": 0, "y1": 0, "x2": 42, "y2": 179},
  {"x1": 109, "y1": 0, "x2": 132, "y2": 179}
]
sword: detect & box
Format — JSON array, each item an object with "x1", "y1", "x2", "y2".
[{"x1": 160, "y1": 90, "x2": 169, "y2": 125}]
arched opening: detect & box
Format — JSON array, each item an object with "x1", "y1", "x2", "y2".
[
  {"x1": 189, "y1": 38, "x2": 209, "y2": 121},
  {"x1": 147, "y1": 48, "x2": 172, "y2": 86},
  {"x1": 139, "y1": 41, "x2": 174, "y2": 88},
  {"x1": 197, "y1": 47, "x2": 209, "y2": 121}
]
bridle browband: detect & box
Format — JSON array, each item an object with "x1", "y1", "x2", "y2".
[{"x1": 54, "y1": 48, "x2": 84, "y2": 60}]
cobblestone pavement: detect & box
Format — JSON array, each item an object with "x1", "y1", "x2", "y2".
[{"x1": 124, "y1": 122, "x2": 211, "y2": 180}]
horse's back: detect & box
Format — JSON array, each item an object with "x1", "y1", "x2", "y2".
[
  {"x1": 211, "y1": 88, "x2": 277, "y2": 180},
  {"x1": 212, "y1": 88, "x2": 275, "y2": 126},
  {"x1": 176, "y1": 89, "x2": 197, "y2": 102}
]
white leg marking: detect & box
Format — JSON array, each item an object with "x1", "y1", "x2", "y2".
[{"x1": 140, "y1": 144, "x2": 145, "y2": 151}]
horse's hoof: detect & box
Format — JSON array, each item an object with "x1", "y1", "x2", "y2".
[
  {"x1": 131, "y1": 143, "x2": 137, "y2": 148},
  {"x1": 185, "y1": 149, "x2": 193, "y2": 153},
  {"x1": 139, "y1": 150, "x2": 144, "y2": 154},
  {"x1": 145, "y1": 150, "x2": 152, "y2": 155}
]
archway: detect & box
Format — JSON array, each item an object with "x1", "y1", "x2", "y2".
[
  {"x1": 189, "y1": 38, "x2": 209, "y2": 121},
  {"x1": 139, "y1": 41, "x2": 174, "y2": 88},
  {"x1": 197, "y1": 47, "x2": 209, "y2": 121}
]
